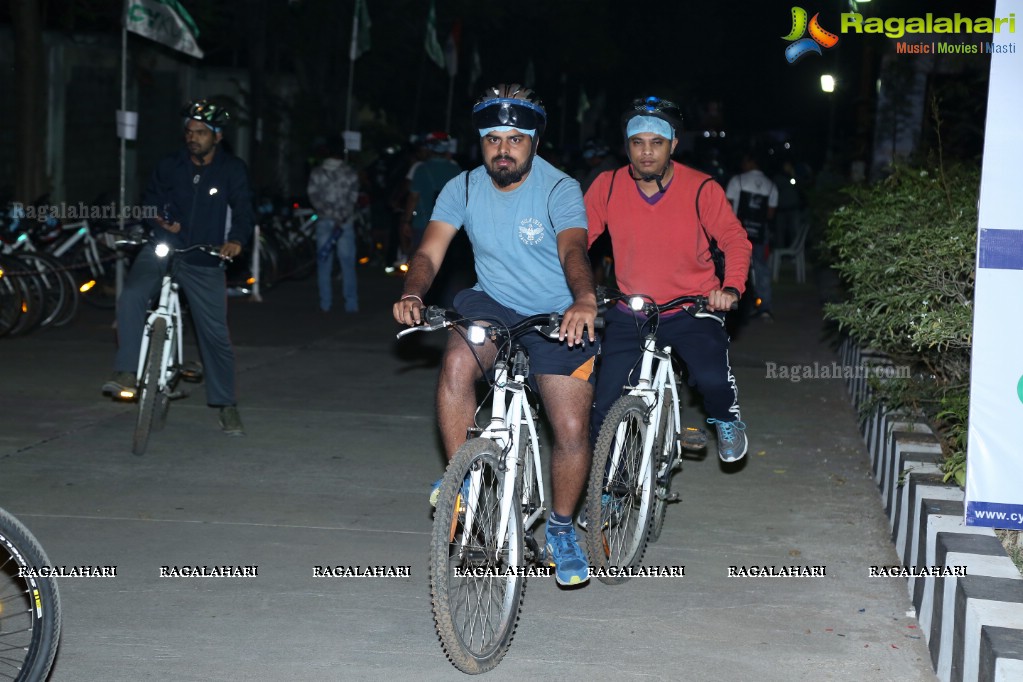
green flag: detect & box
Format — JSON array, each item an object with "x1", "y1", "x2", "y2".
[
  {"x1": 349, "y1": 0, "x2": 371, "y2": 60},
  {"x1": 124, "y1": 0, "x2": 203, "y2": 59},
  {"x1": 424, "y1": 0, "x2": 445, "y2": 69}
]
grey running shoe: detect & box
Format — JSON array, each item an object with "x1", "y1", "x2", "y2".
[
  {"x1": 219, "y1": 406, "x2": 245, "y2": 436},
  {"x1": 707, "y1": 418, "x2": 748, "y2": 463},
  {"x1": 102, "y1": 371, "x2": 137, "y2": 399}
]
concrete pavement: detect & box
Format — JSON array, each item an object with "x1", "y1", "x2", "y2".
[{"x1": 0, "y1": 266, "x2": 936, "y2": 681}]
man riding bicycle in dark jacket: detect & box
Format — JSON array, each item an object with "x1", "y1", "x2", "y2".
[{"x1": 102, "y1": 99, "x2": 253, "y2": 436}]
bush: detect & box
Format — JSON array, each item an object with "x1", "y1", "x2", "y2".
[{"x1": 822, "y1": 161, "x2": 979, "y2": 476}]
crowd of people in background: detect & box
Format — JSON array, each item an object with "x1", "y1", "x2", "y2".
[{"x1": 301, "y1": 128, "x2": 813, "y2": 323}]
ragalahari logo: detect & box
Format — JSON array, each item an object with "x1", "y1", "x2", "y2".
[{"x1": 783, "y1": 7, "x2": 839, "y2": 63}]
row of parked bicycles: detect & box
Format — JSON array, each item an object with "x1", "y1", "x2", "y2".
[{"x1": 0, "y1": 196, "x2": 327, "y2": 338}]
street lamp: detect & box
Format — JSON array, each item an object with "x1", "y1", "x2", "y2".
[{"x1": 821, "y1": 74, "x2": 836, "y2": 162}]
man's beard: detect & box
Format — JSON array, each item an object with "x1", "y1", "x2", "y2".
[{"x1": 486, "y1": 154, "x2": 533, "y2": 188}]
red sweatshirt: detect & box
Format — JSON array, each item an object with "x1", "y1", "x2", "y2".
[{"x1": 584, "y1": 162, "x2": 752, "y2": 304}]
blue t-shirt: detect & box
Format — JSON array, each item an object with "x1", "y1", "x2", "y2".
[{"x1": 431, "y1": 156, "x2": 587, "y2": 315}]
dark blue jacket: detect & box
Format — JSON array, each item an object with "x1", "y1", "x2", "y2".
[{"x1": 143, "y1": 147, "x2": 254, "y2": 266}]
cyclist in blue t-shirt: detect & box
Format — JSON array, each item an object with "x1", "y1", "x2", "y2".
[{"x1": 393, "y1": 84, "x2": 598, "y2": 586}]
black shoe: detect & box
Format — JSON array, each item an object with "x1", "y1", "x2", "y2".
[
  {"x1": 102, "y1": 371, "x2": 137, "y2": 399},
  {"x1": 219, "y1": 406, "x2": 245, "y2": 436}
]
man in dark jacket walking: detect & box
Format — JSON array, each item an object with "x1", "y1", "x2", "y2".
[{"x1": 101, "y1": 99, "x2": 254, "y2": 436}]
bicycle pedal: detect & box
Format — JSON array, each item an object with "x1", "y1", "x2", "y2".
[
  {"x1": 679, "y1": 426, "x2": 709, "y2": 450},
  {"x1": 179, "y1": 362, "x2": 204, "y2": 382},
  {"x1": 165, "y1": 388, "x2": 190, "y2": 400},
  {"x1": 656, "y1": 490, "x2": 680, "y2": 502},
  {"x1": 524, "y1": 533, "x2": 540, "y2": 561}
]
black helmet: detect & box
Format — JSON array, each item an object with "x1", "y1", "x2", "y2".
[
  {"x1": 472, "y1": 84, "x2": 547, "y2": 137},
  {"x1": 182, "y1": 99, "x2": 230, "y2": 131},
  {"x1": 621, "y1": 96, "x2": 682, "y2": 140}
]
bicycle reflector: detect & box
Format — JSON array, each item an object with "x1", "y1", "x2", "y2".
[
  {"x1": 467, "y1": 325, "x2": 487, "y2": 345},
  {"x1": 155, "y1": 243, "x2": 171, "y2": 258},
  {"x1": 629, "y1": 297, "x2": 645, "y2": 312}
]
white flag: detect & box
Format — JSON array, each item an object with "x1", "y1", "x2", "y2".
[{"x1": 125, "y1": 0, "x2": 203, "y2": 59}]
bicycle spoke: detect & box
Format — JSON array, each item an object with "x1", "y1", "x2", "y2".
[
  {"x1": 431, "y1": 439, "x2": 524, "y2": 674},
  {"x1": 586, "y1": 395, "x2": 654, "y2": 583}
]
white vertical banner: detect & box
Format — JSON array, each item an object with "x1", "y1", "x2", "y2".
[{"x1": 965, "y1": 0, "x2": 1023, "y2": 528}]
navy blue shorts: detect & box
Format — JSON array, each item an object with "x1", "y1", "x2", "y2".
[{"x1": 453, "y1": 288, "x2": 599, "y2": 383}]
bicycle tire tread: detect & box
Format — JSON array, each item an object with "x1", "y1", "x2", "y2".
[
  {"x1": 585, "y1": 395, "x2": 654, "y2": 585},
  {"x1": 0, "y1": 507, "x2": 62, "y2": 682},
  {"x1": 430, "y1": 439, "x2": 524, "y2": 674}
]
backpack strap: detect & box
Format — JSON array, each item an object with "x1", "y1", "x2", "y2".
[
  {"x1": 464, "y1": 170, "x2": 470, "y2": 205},
  {"x1": 606, "y1": 168, "x2": 618, "y2": 207},
  {"x1": 546, "y1": 177, "x2": 570, "y2": 232},
  {"x1": 695, "y1": 177, "x2": 714, "y2": 247}
]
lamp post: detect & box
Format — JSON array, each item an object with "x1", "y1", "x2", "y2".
[{"x1": 821, "y1": 74, "x2": 836, "y2": 164}]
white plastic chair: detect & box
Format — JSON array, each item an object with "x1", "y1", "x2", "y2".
[{"x1": 771, "y1": 220, "x2": 811, "y2": 283}]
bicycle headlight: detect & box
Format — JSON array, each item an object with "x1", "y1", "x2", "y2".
[
  {"x1": 467, "y1": 325, "x2": 487, "y2": 345},
  {"x1": 628, "y1": 296, "x2": 645, "y2": 312},
  {"x1": 155, "y1": 243, "x2": 171, "y2": 258}
]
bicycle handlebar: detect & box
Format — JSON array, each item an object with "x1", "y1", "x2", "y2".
[
  {"x1": 395, "y1": 305, "x2": 604, "y2": 341},
  {"x1": 112, "y1": 236, "x2": 232, "y2": 262},
  {"x1": 596, "y1": 286, "x2": 738, "y2": 314}
]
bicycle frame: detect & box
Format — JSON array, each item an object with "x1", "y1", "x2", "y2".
[
  {"x1": 462, "y1": 352, "x2": 546, "y2": 561},
  {"x1": 606, "y1": 335, "x2": 682, "y2": 489},
  {"x1": 135, "y1": 271, "x2": 183, "y2": 391},
  {"x1": 51, "y1": 221, "x2": 105, "y2": 278}
]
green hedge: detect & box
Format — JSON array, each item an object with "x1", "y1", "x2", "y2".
[{"x1": 822, "y1": 162, "x2": 979, "y2": 485}]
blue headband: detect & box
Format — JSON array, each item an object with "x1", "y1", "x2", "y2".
[
  {"x1": 478, "y1": 125, "x2": 536, "y2": 138},
  {"x1": 626, "y1": 115, "x2": 673, "y2": 140}
]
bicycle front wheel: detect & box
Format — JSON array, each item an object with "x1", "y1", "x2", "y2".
[
  {"x1": 585, "y1": 395, "x2": 655, "y2": 584},
  {"x1": 430, "y1": 438, "x2": 524, "y2": 674},
  {"x1": 0, "y1": 508, "x2": 62, "y2": 682},
  {"x1": 132, "y1": 318, "x2": 166, "y2": 456}
]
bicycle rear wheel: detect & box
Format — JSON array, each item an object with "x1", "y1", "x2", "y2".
[
  {"x1": 650, "y1": 388, "x2": 680, "y2": 543},
  {"x1": 132, "y1": 318, "x2": 166, "y2": 455},
  {"x1": 0, "y1": 508, "x2": 62, "y2": 682},
  {"x1": 430, "y1": 438, "x2": 524, "y2": 674},
  {"x1": 0, "y1": 258, "x2": 45, "y2": 336},
  {"x1": 9, "y1": 253, "x2": 70, "y2": 331},
  {"x1": 585, "y1": 395, "x2": 654, "y2": 584},
  {"x1": 0, "y1": 259, "x2": 27, "y2": 338}
]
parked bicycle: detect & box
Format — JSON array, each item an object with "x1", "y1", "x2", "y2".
[
  {"x1": 44, "y1": 220, "x2": 122, "y2": 310},
  {"x1": 111, "y1": 237, "x2": 219, "y2": 455},
  {"x1": 398, "y1": 305, "x2": 594, "y2": 674},
  {"x1": 584, "y1": 288, "x2": 721, "y2": 584},
  {"x1": 0, "y1": 506, "x2": 62, "y2": 681},
  {"x1": 0, "y1": 226, "x2": 80, "y2": 336}
]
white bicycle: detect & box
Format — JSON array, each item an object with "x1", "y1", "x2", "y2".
[
  {"x1": 397, "y1": 305, "x2": 589, "y2": 674},
  {"x1": 121, "y1": 239, "x2": 222, "y2": 455},
  {"x1": 585, "y1": 289, "x2": 717, "y2": 584}
]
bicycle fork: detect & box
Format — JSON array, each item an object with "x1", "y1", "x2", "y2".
[{"x1": 459, "y1": 364, "x2": 541, "y2": 564}]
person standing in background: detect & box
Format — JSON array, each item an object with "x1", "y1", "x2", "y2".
[{"x1": 308, "y1": 135, "x2": 360, "y2": 313}]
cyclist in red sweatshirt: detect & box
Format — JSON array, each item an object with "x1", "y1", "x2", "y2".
[{"x1": 584, "y1": 97, "x2": 752, "y2": 462}]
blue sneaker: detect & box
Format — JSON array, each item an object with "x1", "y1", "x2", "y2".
[
  {"x1": 707, "y1": 418, "x2": 748, "y2": 463},
  {"x1": 544, "y1": 525, "x2": 590, "y2": 586},
  {"x1": 577, "y1": 494, "x2": 623, "y2": 532},
  {"x1": 430, "y1": 476, "x2": 470, "y2": 508}
]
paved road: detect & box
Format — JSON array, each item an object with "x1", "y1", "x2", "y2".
[{"x1": 0, "y1": 267, "x2": 936, "y2": 681}]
